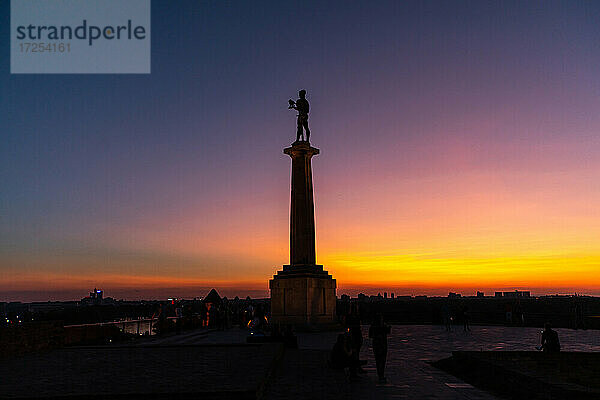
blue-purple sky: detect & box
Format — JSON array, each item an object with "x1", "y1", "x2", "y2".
[{"x1": 2, "y1": 0, "x2": 600, "y2": 301}]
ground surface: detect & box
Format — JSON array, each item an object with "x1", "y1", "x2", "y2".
[
  {"x1": 264, "y1": 325, "x2": 600, "y2": 400},
  {"x1": 1, "y1": 325, "x2": 598, "y2": 399},
  {"x1": 0, "y1": 339, "x2": 282, "y2": 399},
  {"x1": 434, "y1": 350, "x2": 600, "y2": 399}
]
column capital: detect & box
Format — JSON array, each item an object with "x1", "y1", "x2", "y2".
[{"x1": 284, "y1": 142, "x2": 320, "y2": 158}]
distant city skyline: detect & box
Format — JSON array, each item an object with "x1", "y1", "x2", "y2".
[
  {"x1": 0, "y1": 285, "x2": 586, "y2": 303},
  {"x1": 2, "y1": 1, "x2": 600, "y2": 302}
]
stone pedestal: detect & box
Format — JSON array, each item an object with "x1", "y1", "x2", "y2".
[
  {"x1": 270, "y1": 266, "x2": 337, "y2": 326},
  {"x1": 270, "y1": 142, "x2": 337, "y2": 328}
]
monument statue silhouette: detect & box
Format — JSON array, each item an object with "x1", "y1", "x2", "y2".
[
  {"x1": 288, "y1": 89, "x2": 310, "y2": 143},
  {"x1": 270, "y1": 92, "x2": 337, "y2": 328}
]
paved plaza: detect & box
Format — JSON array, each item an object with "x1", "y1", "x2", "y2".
[
  {"x1": 0, "y1": 340, "x2": 282, "y2": 399},
  {"x1": 360, "y1": 325, "x2": 599, "y2": 399},
  {"x1": 145, "y1": 324, "x2": 600, "y2": 399},
  {"x1": 265, "y1": 325, "x2": 600, "y2": 399},
  {"x1": 1, "y1": 325, "x2": 598, "y2": 399}
]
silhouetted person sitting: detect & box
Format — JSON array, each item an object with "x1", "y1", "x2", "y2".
[
  {"x1": 330, "y1": 333, "x2": 359, "y2": 380},
  {"x1": 540, "y1": 323, "x2": 561, "y2": 352},
  {"x1": 289, "y1": 89, "x2": 310, "y2": 142},
  {"x1": 369, "y1": 313, "x2": 391, "y2": 383}
]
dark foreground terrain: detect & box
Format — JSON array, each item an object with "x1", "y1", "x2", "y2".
[{"x1": 1, "y1": 325, "x2": 599, "y2": 399}]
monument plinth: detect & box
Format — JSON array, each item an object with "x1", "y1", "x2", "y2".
[{"x1": 270, "y1": 141, "x2": 337, "y2": 328}]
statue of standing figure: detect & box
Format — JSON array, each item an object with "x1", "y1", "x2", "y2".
[{"x1": 288, "y1": 89, "x2": 310, "y2": 143}]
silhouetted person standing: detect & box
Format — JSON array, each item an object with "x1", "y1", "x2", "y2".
[
  {"x1": 346, "y1": 304, "x2": 365, "y2": 374},
  {"x1": 574, "y1": 300, "x2": 586, "y2": 330},
  {"x1": 369, "y1": 313, "x2": 391, "y2": 383},
  {"x1": 462, "y1": 305, "x2": 471, "y2": 332},
  {"x1": 289, "y1": 89, "x2": 310, "y2": 142},
  {"x1": 442, "y1": 302, "x2": 452, "y2": 331},
  {"x1": 540, "y1": 323, "x2": 560, "y2": 352},
  {"x1": 514, "y1": 301, "x2": 524, "y2": 326}
]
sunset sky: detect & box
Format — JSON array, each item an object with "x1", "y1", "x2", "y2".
[{"x1": 2, "y1": 0, "x2": 600, "y2": 301}]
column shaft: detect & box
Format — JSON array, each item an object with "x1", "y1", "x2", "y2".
[{"x1": 284, "y1": 143, "x2": 319, "y2": 266}]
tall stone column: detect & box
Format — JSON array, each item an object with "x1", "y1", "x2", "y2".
[
  {"x1": 284, "y1": 142, "x2": 319, "y2": 266},
  {"x1": 270, "y1": 141, "x2": 337, "y2": 329}
]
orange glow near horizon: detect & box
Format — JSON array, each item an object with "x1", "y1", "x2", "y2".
[{"x1": 5, "y1": 162, "x2": 600, "y2": 301}]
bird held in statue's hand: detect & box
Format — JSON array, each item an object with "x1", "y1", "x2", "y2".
[{"x1": 288, "y1": 99, "x2": 296, "y2": 109}]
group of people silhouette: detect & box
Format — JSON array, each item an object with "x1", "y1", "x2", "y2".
[
  {"x1": 328, "y1": 305, "x2": 561, "y2": 385},
  {"x1": 330, "y1": 304, "x2": 391, "y2": 383}
]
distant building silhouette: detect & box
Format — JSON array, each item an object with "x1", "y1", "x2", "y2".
[
  {"x1": 81, "y1": 288, "x2": 104, "y2": 305},
  {"x1": 203, "y1": 289, "x2": 222, "y2": 305},
  {"x1": 495, "y1": 290, "x2": 530, "y2": 298},
  {"x1": 91, "y1": 288, "x2": 103, "y2": 300}
]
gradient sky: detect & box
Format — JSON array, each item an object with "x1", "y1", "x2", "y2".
[{"x1": 2, "y1": 0, "x2": 600, "y2": 301}]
